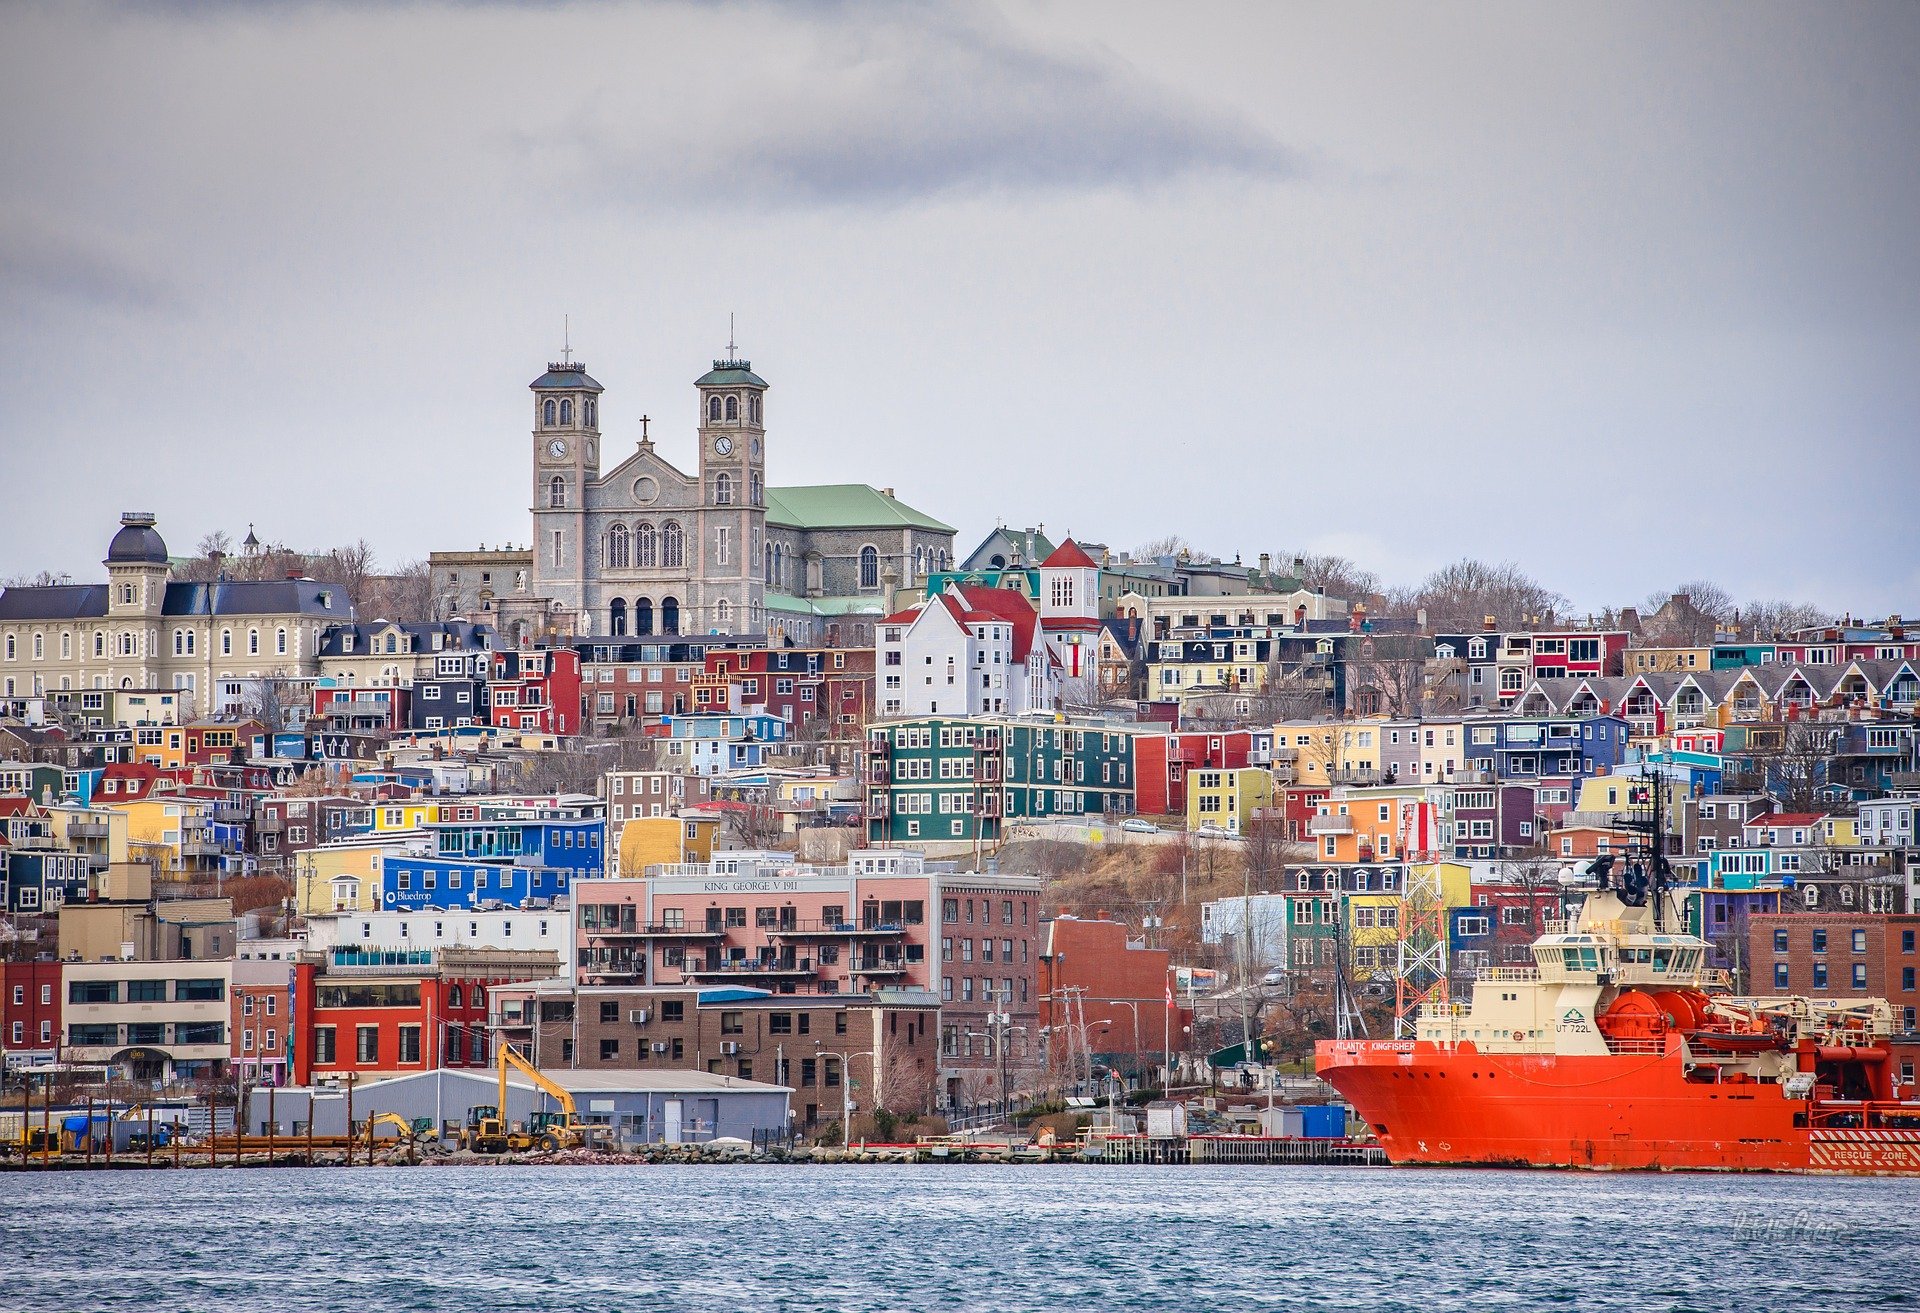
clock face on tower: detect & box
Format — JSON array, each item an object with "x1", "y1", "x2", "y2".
[
  {"x1": 714, "y1": 435, "x2": 733, "y2": 456},
  {"x1": 546, "y1": 436, "x2": 568, "y2": 460},
  {"x1": 750, "y1": 437, "x2": 761, "y2": 458}
]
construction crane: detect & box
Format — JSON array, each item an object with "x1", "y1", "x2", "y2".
[{"x1": 461, "y1": 1047, "x2": 606, "y2": 1154}]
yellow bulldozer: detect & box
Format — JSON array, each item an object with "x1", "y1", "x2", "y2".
[{"x1": 460, "y1": 1046, "x2": 607, "y2": 1154}]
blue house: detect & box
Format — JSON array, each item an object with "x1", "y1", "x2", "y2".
[
  {"x1": 1, "y1": 848, "x2": 92, "y2": 914},
  {"x1": 660, "y1": 713, "x2": 788, "y2": 777},
  {"x1": 380, "y1": 816, "x2": 606, "y2": 910}
]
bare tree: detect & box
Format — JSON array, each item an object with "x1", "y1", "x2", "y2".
[
  {"x1": 1345, "y1": 635, "x2": 1434, "y2": 718},
  {"x1": 314, "y1": 539, "x2": 380, "y2": 615},
  {"x1": 1415, "y1": 559, "x2": 1567, "y2": 630},
  {"x1": 1248, "y1": 660, "x2": 1329, "y2": 724},
  {"x1": 2, "y1": 570, "x2": 65, "y2": 587},
  {"x1": 243, "y1": 674, "x2": 303, "y2": 730},
  {"x1": 1641, "y1": 582, "x2": 1733, "y2": 645},
  {"x1": 1131, "y1": 534, "x2": 1197, "y2": 561},
  {"x1": 1772, "y1": 720, "x2": 1841, "y2": 813},
  {"x1": 360, "y1": 559, "x2": 436, "y2": 623},
  {"x1": 1276, "y1": 550, "x2": 1380, "y2": 602},
  {"x1": 1738, "y1": 598, "x2": 1833, "y2": 641}
]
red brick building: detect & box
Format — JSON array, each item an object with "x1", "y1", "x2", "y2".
[
  {"x1": 1037, "y1": 914, "x2": 1185, "y2": 1083},
  {"x1": 489, "y1": 648, "x2": 582, "y2": 735},
  {"x1": 1749, "y1": 913, "x2": 1920, "y2": 1034},
  {"x1": 1, "y1": 960, "x2": 61, "y2": 1072},
  {"x1": 231, "y1": 956, "x2": 295, "y2": 1088}
]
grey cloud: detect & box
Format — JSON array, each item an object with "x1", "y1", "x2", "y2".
[
  {"x1": 542, "y1": 3, "x2": 1302, "y2": 209},
  {"x1": 0, "y1": 208, "x2": 176, "y2": 311}
]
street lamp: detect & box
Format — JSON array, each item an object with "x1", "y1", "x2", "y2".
[{"x1": 819, "y1": 1042, "x2": 875, "y2": 1146}]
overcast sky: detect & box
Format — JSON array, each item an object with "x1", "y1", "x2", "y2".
[{"x1": 2, "y1": 0, "x2": 1915, "y2": 617}]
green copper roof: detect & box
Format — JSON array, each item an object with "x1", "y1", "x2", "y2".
[
  {"x1": 695, "y1": 359, "x2": 768, "y2": 388},
  {"x1": 765, "y1": 484, "x2": 955, "y2": 534}
]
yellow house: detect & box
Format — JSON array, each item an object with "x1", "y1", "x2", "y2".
[
  {"x1": 286, "y1": 840, "x2": 399, "y2": 914},
  {"x1": 370, "y1": 801, "x2": 440, "y2": 835},
  {"x1": 1820, "y1": 816, "x2": 1861, "y2": 847},
  {"x1": 1274, "y1": 722, "x2": 1340, "y2": 785},
  {"x1": 1573, "y1": 774, "x2": 1687, "y2": 834},
  {"x1": 42, "y1": 803, "x2": 132, "y2": 868},
  {"x1": 104, "y1": 796, "x2": 215, "y2": 875},
  {"x1": 1186, "y1": 766, "x2": 1273, "y2": 835},
  {"x1": 1412, "y1": 720, "x2": 1465, "y2": 782},
  {"x1": 128, "y1": 724, "x2": 188, "y2": 770},
  {"x1": 616, "y1": 815, "x2": 722, "y2": 876},
  {"x1": 1629, "y1": 646, "x2": 1713, "y2": 674},
  {"x1": 1347, "y1": 893, "x2": 1401, "y2": 976}
]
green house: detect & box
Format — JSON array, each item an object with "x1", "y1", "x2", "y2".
[{"x1": 865, "y1": 716, "x2": 1140, "y2": 843}]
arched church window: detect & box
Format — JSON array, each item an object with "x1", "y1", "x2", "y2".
[
  {"x1": 635, "y1": 522, "x2": 657, "y2": 567},
  {"x1": 749, "y1": 393, "x2": 760, "y2": 424},
  {"x1": 662, "y1": 522, "x2": 685, "y2": 568},
  {"x1": 749, "y1": 471, "x2": 763, "y2": 505},
  {"x1": 543, "y1": 399, "x2": 556, "y2": 427},
  {"x1": 609, "y1": 598, "x2": 627, "y2": 636},
  {"x1": 584, "y1": 398, "x2": 596, "y2": 427},
  {"x1": 724, "y1": 395, "x2": 738, "y2": 421},
  {"x1": 549, "y1": 476, "x2": 566, "y2": 509},
  {"x1": 661, "y1": 597, "x2": 680, "y2": 635},
  {"x1": 559, "y1": 399, "x2": 573, "y2": 426},
  {"x1": 714, "y1": 473, "x2": 732, "y2": 505},
  {"x1": 708, "y1": 396, "x2": 722, "y2": 422},
  {"x1": 715, "y1": 598, "x2": 732, "y2": 630},
  {"x1": 860, "y1": 545, "x2": 879, "y2": 590},
  {"x1": 635, "y1": 597, "x2": 654, "y2": 635}
]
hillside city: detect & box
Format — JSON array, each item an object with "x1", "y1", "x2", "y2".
[{"x1": 1, "y1": 352, "x2": 1915, "y2": 1139}]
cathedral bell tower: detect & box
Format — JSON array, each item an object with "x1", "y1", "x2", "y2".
[
  {"x1": 529, "y1": 357, "x2": 603, "y2": 631},
  {"x1": 694, "y1": 350, "x2": 768, "y2": 636}
]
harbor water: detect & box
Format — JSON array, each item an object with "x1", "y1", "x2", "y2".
[{"x1": 4, "y1": 1164, "x2": 1912, "y2": 1312}]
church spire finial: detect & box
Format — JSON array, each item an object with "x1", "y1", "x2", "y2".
[{"x1": 561, "y1": 314, "x2": 573, "y2": 365}]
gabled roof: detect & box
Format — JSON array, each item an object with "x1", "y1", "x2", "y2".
[
  {"x1": 952, "y1": 585, "x2": 1039, "y2": 662},
  {"x1": 765, "y1": 484, "x2": 954, "y2": 534},
  {"x1": 1748, "y1": 812, "x2": 1826, "y2": 827},
  {"x1": 1040, "y1": 538, "x2": 1100, "y2": 570}
]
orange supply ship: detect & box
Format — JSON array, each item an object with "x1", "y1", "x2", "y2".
[{"x1": 1317, "y1": 884, "x2": 1920, "y2": 1175}]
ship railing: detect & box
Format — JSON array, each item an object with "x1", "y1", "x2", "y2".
[
  {"x1": 1602, "y1": 1037, "x2": 1667, "y2": 1056},
  {"x1": 1541, "y1": 919, "x2": 1572, "y2": 935},
  {"x1": 1474, "y1": 967, "x2": 1541, "y2": 983}
]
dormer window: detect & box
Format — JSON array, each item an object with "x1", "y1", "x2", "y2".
[{"x1": 543, "y1": 398, "x2": 556, "y2": 427}]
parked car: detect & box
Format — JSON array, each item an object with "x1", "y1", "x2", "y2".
[{"x1": 1121, "y1": 819, "x2": 1158, "y2": 834}]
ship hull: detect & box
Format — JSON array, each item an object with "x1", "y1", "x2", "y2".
[{"x1": 1317, "y1": 1040, "x2": 1920, "y2": 1176}]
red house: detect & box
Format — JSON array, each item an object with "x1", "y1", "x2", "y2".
[
  {"x1": 490, "y1": 648, "x2": 582, "y2": 735},
  {"x1": 705, "y1": 648, "x2": 876, "y2": 735},
  {"x1": 0, "y1": 961, "x2": 61, "y2": 1071},
  {"x1": 1132, "y1": 729, "x2": 1258, "y2": 818},
  {"x1": 290, "y1": 948, "x2": 559, "y2": 1084}
]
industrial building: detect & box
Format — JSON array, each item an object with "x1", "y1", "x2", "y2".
[{"x1": 249, "y1": 1065, "x2": 792, "y2": 1146}]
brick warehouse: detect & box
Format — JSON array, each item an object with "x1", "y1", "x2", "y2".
[{"x1": 1748, "y1": 912, "x2": 1920, "y2": 1033}]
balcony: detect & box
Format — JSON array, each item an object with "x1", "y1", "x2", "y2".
[
  {"x1": 212, "y1": 806, "x2": 249, "y2": 823},
  {"x1": 773, "y1": 920, "x2": 907, "y2": 938},
  {"x1": 180, "y1": 839, "x2": 225, "y2": 856},
  {"x1": 1307, "y1": 814, "x2": 1353, "y2": 836},
  {"x1": 851, "y1": 959, "x2": 909, "y2": 976},
  {"x1": 66, "y1": 819, "x2": 109, "y2": 839},
  {"x1": 682, "y1": 957, "x2": 816, "y2": 978},
  {"x1": 257, "y1": 815, "x2": 285, "y2": 832}
]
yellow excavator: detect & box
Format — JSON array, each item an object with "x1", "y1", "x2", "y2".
[
  {"x1": 461, "y1": 1046, "x2": 607, "y2": 1154},
  {"x1": 365, "y1": 1113, "x2": 436, "y2": 1142}
]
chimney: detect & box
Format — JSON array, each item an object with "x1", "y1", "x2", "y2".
[
  {"x1": 1483, "y1": 614, "x2": 1498, "y2": 632},
  {"x1": 1416, "y1": 606, "x2": 1429, "y2": 632},
  {"x1": 1258, "y1": 553, "x2": 1271, "y2": 573},
  {"x1": 1349, "y1": 606, "x2": 1363, "y2": 634},
  {"x1": 881, "y1": 487, "x2": 894, "y2": 499}
]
